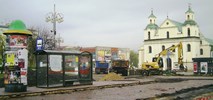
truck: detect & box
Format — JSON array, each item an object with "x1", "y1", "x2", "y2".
[
  {"x1": 141, "y1": 42, "x2": 186, "y2": 76},
  {"x1": 95, "y1": 61, "x2": 109, "y2": 74},
  {"x1": 111, "y1": 60, "x2": 129, "y2": 76}
]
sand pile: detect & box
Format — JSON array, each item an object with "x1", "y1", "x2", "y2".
[{"x1": 99, "y1": 73, "x2": 124, "y2": 81}]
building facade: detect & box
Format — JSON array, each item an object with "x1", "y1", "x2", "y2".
[
  {"x1": 138, "y1": 6, "x2": 213, "y2": 71},
  {"x1": 80, "y1": 46, "x2": 130, "y2": 62}
]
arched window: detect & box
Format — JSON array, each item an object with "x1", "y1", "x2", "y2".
[
  {"x1": 148, "y1": 31, "x2": 150, "y2": 40},
  {"x1": 150, "y1": 19, "x2": 152, "y2": 23},
  {"x1": 187, "y1": 28, "x2": 191, "y2": 37},
  {"x1": 200, "y1": 40, "x2": 202, "y2": 45},
  {"x1": 200, "y1": 49, "x2": 203, "y2": 55},
  {"x1": 187, "y1": 15, "x2": 190, "y2": 20},
  {"x1": 167, "y1": 31, "x2": 169, "y2": 38},
  {"x1": 162, "y1": 45, "x2": 165, "y2": 51},
  {"x1": 187, "y1": 44, "x2": 191, "y2": 52},
  {"x1": 149, "y1": 46, "x2": 152, "y2": 53}
]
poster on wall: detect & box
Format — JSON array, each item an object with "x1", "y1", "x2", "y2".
[
  {"x1": 97, "y1": 50, "x2": 104, "y2": 61},
  {"x1": 5, "y1": 51, "x2": 18, "y2": 67},
  {"x1": 200, "y1": 62, "x2": 208, "y2": 73},
  {"x1": 18, "y1": 49, "x2": 28, "y2": 85},
  {"x1": 9, "y1": 35, "x2": 27, "y2": 48}
]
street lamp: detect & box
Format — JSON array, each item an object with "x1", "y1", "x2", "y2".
[{"x1": 46, "y1": 4, "x2": 63, "y2": 50}]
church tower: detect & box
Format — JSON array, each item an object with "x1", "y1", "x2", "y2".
[
  {"x1": 144, "y1": 9, "x2": 158, "y2": 40},
  {"x1": 148, "y1": 9, "x2": 156, "y2": 24},
  {"x1": 185, "y1": 4, "x2": 194, "y2": 20},
  {"x1": 183, "y1": 5, "x2": 199, "y2": 37}
]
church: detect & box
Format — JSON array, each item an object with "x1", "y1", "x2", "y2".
[{"x1": 138, "y1": 6, "x2": 213, "y2": 71}]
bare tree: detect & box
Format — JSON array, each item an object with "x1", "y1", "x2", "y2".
[{"x1": 33, "y1": 26, "x2": 55, "y2": 50}]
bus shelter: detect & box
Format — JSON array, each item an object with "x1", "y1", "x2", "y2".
[{"x1": 35, "y1": 50, "x2": 93, "y2": 88}]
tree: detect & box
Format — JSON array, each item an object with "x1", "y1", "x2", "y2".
[
  {"x1": 0, "y1": 34, "x2": 5, "y2": 73},
  {"x1": 27, "y1": 26, "x2": 62, "y2": 68},
  {"x1": 32, "y1": 27, "x2": 55, "y2": 50},
  {"x1": 130, "y1": 50, "x2": 138, "y2": 68}
]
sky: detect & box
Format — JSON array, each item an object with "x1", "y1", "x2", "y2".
[{"x1": 0, "y1": 0, "x2": 213, "y2": 51}]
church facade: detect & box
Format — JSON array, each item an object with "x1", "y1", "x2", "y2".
[{"x1": 138, "y1": 6, "x2": 213, "y2": 71}]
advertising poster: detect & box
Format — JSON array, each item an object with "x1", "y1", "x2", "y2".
[
  {"x1": 200, "y1": 62, "x2": 208, "y2": 73},
  {"x1": 18, "y1": 49, "x2": 28, "y2": 85},
  {"x1": 79, "y1": 55, "x2": 91, "y2": 78},
  {"x1": 9, "y1": 35, "x2": 27, "y2": 48},
  {"x1": 6, "y1": 53, "x2": 15, "y2": 66},
  {"x1": 97, "y1": 50, "x2": 104, "y2": 61},
  {"x1": 193, "y1": 62, "x2": 197, "y2": 72}
]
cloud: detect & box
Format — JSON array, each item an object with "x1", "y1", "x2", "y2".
[{"x1": 0, "y1": 0, "x2": 213, "y2": 51}]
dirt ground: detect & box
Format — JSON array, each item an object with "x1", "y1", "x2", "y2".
[{"x1": 8, "y1": 74, "x2": 213, "y2": 100}]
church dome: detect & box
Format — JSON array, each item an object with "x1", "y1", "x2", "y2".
[
  {"x1": 183, "y1": 20, "x2": 197, "y2": 26},
  {"x1": 145, "y1": 23, "x2": 158, "y2": 30}
]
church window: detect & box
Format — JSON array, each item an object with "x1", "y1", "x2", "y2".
[
  {"x1": 187, "y1": 28, "x2": 191, "y2": 37},
  {"x1": 187, "y1": 44, "x2": 191, "y2": 52},
  {"x1": 162, "y1": 45, "x2": 165, "y2": 51},
  {"x1": 150, "y1": 19, "x2": 152, "y2": 23},
  {"x1": 200, "y1": 49, "x2": 203, "y2": 55},
  {"x1": 187, "y1": 15, "x2": 190, "y2": 20},
  {"x1": 148, "y1": 31, "x2": 151, "y2": 40},
  {"x1": 149, "y1": 46, "x2": 152, "y2": 53},
  {"x1": 167, "y1": 31, "x2": 169, "y2": 38},
  {"x1": 200, "y1": 40, "x2": 202, "y2": 45},
  {"x1": 166, "y1": 22, "x2": 169, "y2": 25}
]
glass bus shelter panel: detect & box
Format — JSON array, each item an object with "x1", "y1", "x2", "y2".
[
  {"x1": 48, "y1": 55, "x2": 63, "y2": 87},
  {"x1": 36, "y1": 55, "x2": 48, "y2": 87},
  {"x1": 64, "y1": 55, "x2": 79, "y2": 85}
]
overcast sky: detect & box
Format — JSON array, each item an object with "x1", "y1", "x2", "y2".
[{"x1": 0, "y1": 0, "x2": 213, "y2": 51}]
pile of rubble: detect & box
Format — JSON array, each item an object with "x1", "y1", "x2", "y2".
[{"x1": 99, "y1": 73, "x2": 124, "y2": 81}]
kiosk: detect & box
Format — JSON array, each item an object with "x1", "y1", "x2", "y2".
[{"x1": 3, "y1": 20, "x2": 32, "y2": 92}]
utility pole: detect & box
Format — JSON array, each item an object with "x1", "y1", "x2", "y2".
[{"x1": 46, "y1": 4, "x2": 63, "y2": 50}]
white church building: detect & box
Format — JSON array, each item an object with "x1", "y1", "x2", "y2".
[{"x1": 138, "y1": 6, "x2": 213, "y2": 71}]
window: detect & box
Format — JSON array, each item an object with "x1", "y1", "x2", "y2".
[
  {"x1": 149, "y1": 46, "x2": 152, "y2": 53},
  {"x1": 187, "y1": 28, "x2": 190, "y2": 37},
  {"x1": 150, "y1": 19, "x2": 152, "y2": 23},
  {"x1": 200, "y1": 40, "x2": 202, "y2": 45},
  {"x1": 167, "y1": 31, "x2": 169, "y2": 38},
  {"x1": 200, "y1": 49, "x2": 203, "y2": 55},
  {"x1": 162, "y1": 45, "x2": 165, "y2": 51},
  {"x1": 187, "y1": 44, "x2": 191, "y2": 52},
  {"x1": 166, "y1": 22, "x2": 169, "y2": 25},
  {"x1": 148, "y1": 31, "x2": 150, "y2": 40},
  {"x1": 187, "y1": 15, "x2": 190, "y2": 20}
]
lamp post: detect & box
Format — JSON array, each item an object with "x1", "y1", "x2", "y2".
[{"x1": 46, "y1": 4, "x2": 63, "y2": 50}]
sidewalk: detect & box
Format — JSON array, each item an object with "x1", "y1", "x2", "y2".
[{"x1": 0, "y1": 79, "x2": 153, "y2": 99}]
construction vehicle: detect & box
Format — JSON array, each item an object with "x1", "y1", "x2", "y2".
[
  {"x1": 110, "y1": 60, "x2": 129, "y2": 76},
  {"x1": 141, "y1": 42, "x2": 185, "y2": 76}
]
